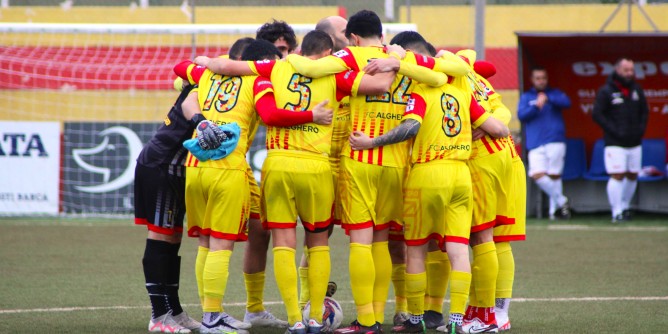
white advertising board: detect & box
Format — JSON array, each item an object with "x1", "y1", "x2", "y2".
[{"x1": 0, "y1": 121, "x2": 60, "y2": 215}]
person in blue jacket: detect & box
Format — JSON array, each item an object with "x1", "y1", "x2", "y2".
[{"x1": 518, "y1": 66, "x2": 572, "y2": 220}]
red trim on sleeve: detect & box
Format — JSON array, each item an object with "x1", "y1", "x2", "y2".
[
  {"x1": 474, "y1": 60, "x2": 497, "y2": 79},
  {"x1": 253, "y1": 60, "x2": 276, "y2": 78},
  {"x1": 255, "y1": 93, "x2": 314, "y2": 127},
  {"x1": 415, "y1": 54, "x2": 436, "y2": 69},
  {"x1": 469, "y1": 96, "x2": 485, "y2": 122},
  {"x1": 405, "y1": 93, "x2": 427, "y2": 118},
  {"x1": 335, "y1": 70, "x2": 357, "y2": 100},
  {"x1": 253, "y1": 76, "x2": 274, "y2": 96},
  {"x1": 173, "y1": 60, "x2": 205, "y2": 83},
  {"x1": 333, "y1": 48, "x2": 359, "y2": 71}
]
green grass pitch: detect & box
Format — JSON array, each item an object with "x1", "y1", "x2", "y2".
[{"x1": 1, "y1": 214, "x2": 667, "y2": 333}]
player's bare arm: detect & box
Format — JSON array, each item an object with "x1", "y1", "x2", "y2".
[
  {"x1": 357, "y1": 71, "x2": 395, "y2": 95},
  {"x1": 311, "y1": 100, "x2": 333, "y2": 125},
  {"x1": 349, "y1": 119, "x2": 421, "y2": 151},
  {"x1": 364, "y1": 56, "x2": 448, "y2": 88},
  {"x1": 478, "y1": 116, "x2": 510, "y2": 139}
]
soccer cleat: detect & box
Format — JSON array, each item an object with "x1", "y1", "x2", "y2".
[
  {"x1": 200, "y1": 313, "x2": 238, "y2": 334},
  {"x1": 622, "y1": 209, "x2": 633, "y2": 221},
  {"x1": 494, "y1": 311, "x2": 510, "y2": 332},
  {"x1": 285, "y1": 321, "x2": 307, "y2": 334},
  {"x1": 149, "y1": 312, "x2": 192, "y2": 333},
  {"x1": 436, "y1": 322, "x2": 465, "y2": 334},
  {"x1": 244, "y1": 310, "x2": 288, "y2": 328},
  {"x1": 612, "y1": 214, "x2": 624, "y2": 224},
  {"x1": 393, "y1": 312, "x2": 410, "y2": 326},
  {"x1": 461, "y1": 318, "x2": 498, "y2": 333},
  {"x1": 423, "y1": 310, "x2": 446, "y2": 329},
  {"x1": 221, "y1": 312, "x2": 252, "y2": 330},
  {"x1": 172, "y1": 311, "x2": 201, "y2": 331},
  {"x1": 326, "y1": 281, "x2": 338, "y2": 297},
  {"x1": 554, "y1": 199, "x2": 572, "y2": 220},
  {"x1": 333, "y1": 320, "x2": 382, "y2": 334},
  {"x1": 307, "y1": 319, "x2": 324, "y2": 334},
  {"x1": 391, "y1": 319, "x2": 426, "y2": 333}
]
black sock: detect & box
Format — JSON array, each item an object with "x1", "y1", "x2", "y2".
[
  {"x1": 165, "y1": 252, "x2": 184, "y2": 315},
  {"x1": 143, "y1": 239, "x2": 172, "y2": 318}
]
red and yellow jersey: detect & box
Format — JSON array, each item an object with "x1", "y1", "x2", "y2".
[
  {"x1": 331, "y1": 96, "x2": 351, "y2": 161},
  {"x1": 403, "y1": 83, "x2": 490, "y2": 164},
  {"x1": 249, "y1": 60, "x2": 359, "y2": 155},
  {"x1": 180, "y1": 63, "x2": 272, "y2": 170},
  {"x1": 335, "y1": 47, "x2": 435, "y2": 167}
]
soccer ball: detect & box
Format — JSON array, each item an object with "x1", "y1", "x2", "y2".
[{"x1": 302, "y1": 297, "x2": 344, "y2": 332}]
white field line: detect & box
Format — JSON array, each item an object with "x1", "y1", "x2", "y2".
[
  {"x1": 2, "y1": 296, "x2": 667, "y2": 315},
  {"x1": 536, "y1": 225, "x2": 668, "y2": 232}
]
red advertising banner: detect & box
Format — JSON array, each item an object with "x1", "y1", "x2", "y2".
[{"x1": 517, "y1": 33, "x2": 668, "y2": 156}]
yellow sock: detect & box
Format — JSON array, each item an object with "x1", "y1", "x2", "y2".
[
  {"x1": 244, "y1": 272, "x2": 265, "y2": 313},
  {"x1": 472, "y1": 242, "x2": 498, "y2": 307},
  {"x1": 392, "y1": 264, "x2": 407, "y2": 313},
  {"x1": 496, "y1": 242, "x2": 515, "y2": 299},
  {"x1": 406, "y1": 272, "x2": 427, "y2": 316},
  {"x1": 202, "y1": 249, "x2": 231, "y2": 312},
  {"x1": 298, "y1": 266, "x2": 310, "y2": 309},
  {"x1": 349, "y1": 243, "x2": 375, "y2": 326},
  {"x1": 449, "y1": 270, "x2": 472, "y2": 315},
  {"x1": 308, "y1": 246, "x2": 331, "y2": 320},
  {"x1": 371, "y1": 241, "x2": 391, "y2": 324},
  {"x1": 195, "y1": 246, "x2": 209, "y2": 306},
  {"x1": 273, "y1": 247, "x2": 301, "y2": 325},
  {"x1": 425, "y1": 250, "x2": 449, "y2": 313}
]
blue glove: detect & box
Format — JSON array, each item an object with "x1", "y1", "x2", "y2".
[{"x1": 183, "y1": 122, "x2": 241, "y2": 161}]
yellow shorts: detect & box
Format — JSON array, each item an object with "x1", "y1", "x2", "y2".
[
  {"x1": 246, "y1": 164, "x2": 262, "y2": 220},
  {"x1": 261, "y1": 151, "x2": 334, "y2": 232},
  {"x1": 339, "y1": 156, "x2": 405, "y2": 231},
  {"x1": 330, "y1": 156, "x2": 343, "y2": 225},
  {"x1": 185, "y1": 167, "x2": 250, "y2": 241},
  {"x1": 403, "y1": 160, "x2": 472, "y2": 248},
  {"x1": 494, "y1": 159, "x2": 527, "y2": 242},
  {"x1": 467, "y1": 148, "x2": 514, "y2": 233}
]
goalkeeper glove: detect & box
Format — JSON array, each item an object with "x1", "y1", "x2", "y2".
[{"x1": 191, "y1": 114, "x2": 226, "y2": 150}]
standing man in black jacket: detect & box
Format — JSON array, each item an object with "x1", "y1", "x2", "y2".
[{"x1": 592, "y1": 58, "x2": 649, "y2": 223}]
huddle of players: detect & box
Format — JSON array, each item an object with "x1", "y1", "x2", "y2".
[{"x1": 136, "y1": 8, "x2": 527, "y2": 334}]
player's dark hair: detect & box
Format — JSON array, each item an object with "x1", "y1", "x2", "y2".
[
  {"x1": 241, "y1": 39, "x2": 282, "y2": 61},
  {"x1": 229, "y1": 37, "x2": 255, "y2": 60},
  {"x1": 614, "y1": 58, "x2": 632, "y2": 66},
  {"x1": 301, "y1": 30, "x2": 334, "y2": 57},
  {"x1": 256, "y1": 19, "x2": 298, "y2": 52},
  {"x1": 345, "y1": 10, "x2": 382, "y2": 39},
  {"x1": 425, "y1": 42, "x2": 437, "y2": 57},
  {"x1": 531, "y1": 66, "x2": 547, "y2": 74},
  {"x1": 390, "y1": 31, "x2": 431, "y2": 56}
]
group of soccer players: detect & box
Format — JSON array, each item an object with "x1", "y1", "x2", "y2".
[{"x1": 135, "y1": 8, "x2": 527, "y2": 334}]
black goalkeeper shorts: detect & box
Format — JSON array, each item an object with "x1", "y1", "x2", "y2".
[{"x1": 134, "y1": 164, "x2": 186, "y2": 235}]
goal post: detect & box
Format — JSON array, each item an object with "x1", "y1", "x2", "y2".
[{"x1": 0, "y1": 22, "x2": 417, "y2": 216}]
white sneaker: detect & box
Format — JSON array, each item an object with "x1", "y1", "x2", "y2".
[
  {"x1": 200, "y1": 313, "x2": 238, "y2": 334},
  {"x1": 173, "y1": 311, "x2": 202, "y2": 331},
  {"x1": 285, "y1": 321, "x2": 307, "y2": 334},
  {"x1": 221, "y1": 312, "x2": 252, "y2": 330},
  {"x1": 462, "y1": 318, "x2": 498, "y2": 333},
  {"x1": 494, "y1": 312, "x2": 510, "y2": 331},
  {"x1": 149, "y1": 312, "x2": 192, "y2": 333},
  {"x1": 244, "y1": 310, "x2": 289, "y2": 328}
]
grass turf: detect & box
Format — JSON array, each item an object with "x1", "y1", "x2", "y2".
[{"x1": 0, "y1": 214, "x2": 667, "y2": 333}]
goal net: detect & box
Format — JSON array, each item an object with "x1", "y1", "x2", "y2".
[{"x1": 0, "y1": 22, "x2": 417, "y2": 216}]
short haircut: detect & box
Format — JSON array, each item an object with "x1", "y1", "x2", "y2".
[
  {"x1": 228, "y1": 37, "x2": 255, "y2": 60},
  {"x1": 531, "y1": 66, "x2": 547, "y2": 74},
  {"x1": 345, "y1": 10, "x2": 382, "y2": 39},
  {"x1": 615, "y1": 58, "x2": 632, "y2": 66},
  {"x1": 256, "y1": 19, "x2": 298, "y2": 52},
  {"x1": 301, "y1": 30, "x2": 334, "y2": 57},
  {"x1": 241, "y1": 39, "x2": 282, "y2": 61},
  {"x1": 315, "y1": 19, "x2": 333, "y2": 35},
  {"x1": 389, "y1": 31, "x2": 430, "y2": 56},
  {"x1": 425, "y1": 42, "x2": 437, "y2": 57}
]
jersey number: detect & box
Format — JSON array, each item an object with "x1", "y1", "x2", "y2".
[
  {"x1": 203, "y1": 75, "x2": 242, "y2": 113},
  {"x1": 284, "y1": 74, "x2": 312, "y2": 111},
  {"x1": 366, "y1": 75, "x2": 412, "y2": 104},
  {"x1": 441, "y1": 93, "x2": 462, "y2": 137}
]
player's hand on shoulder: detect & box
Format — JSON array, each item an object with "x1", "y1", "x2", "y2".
[
  {"x1": 194, "y1": 56, "x2": 211, "y2": 67},
  {"x1": 196, "y1": 120, "x2": 226, "y2": 150},
  {"x1": 385, "y1": 44, "x2": 406, "y2": 60},
  {"x1": 364, "y1": 58, "x2": 400, "y2": 75},
  {"x1": 312, "y1": 100, "x2": 333, "y2": 125},
  {"x1": 349, "y1": 131, "x2": 373, "y2": 151}
]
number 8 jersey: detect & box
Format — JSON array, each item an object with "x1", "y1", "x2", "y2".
[{"x1": 403, "y1": 83, "x2": 490, "y2": 164}]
